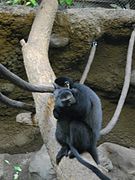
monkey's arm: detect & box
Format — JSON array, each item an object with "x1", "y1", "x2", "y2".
[
  {"x1": 0, "y1": 92, "x2": 35, "y2": 113},
  {"x1": 0, "y1": 64, "x2": 54, "y2": 93},
  {"x1": 87, "y1": 88, "x2": 102, "y2": 141}
]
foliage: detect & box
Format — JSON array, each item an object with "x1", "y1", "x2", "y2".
[
  {"x1": 6, "y1": 0, "x2": 38, "y2": 7},
  {"x1": 4, "y1": 160, "x2": 22, "y2": 180},
  {"x1": 59, "y1": 0, "x2": 73, "y2": 6},
  {"x1": 6, "y1": 0, "x2": 73, "y2": 7}
]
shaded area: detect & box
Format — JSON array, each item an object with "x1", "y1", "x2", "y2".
[
  {"x1": 0, "y1": 118, "x2": 43, "y2": 154},
  {"x1": 100, "y1": 95, "x2": 135, "y2": 148}
]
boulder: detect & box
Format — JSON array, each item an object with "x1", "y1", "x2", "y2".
[
  {"x1": 50, "y1": 33, "x2": 69, "y2": 48},
  {"x1": 29, "y1": 145, "x2": 56, "y2": 180},
  {"x1": 98, "y1": 142, "x2": 135, "y2": 180},
  {"x1": 0, "y1": 145, "x2": 56, "y2": 180}
]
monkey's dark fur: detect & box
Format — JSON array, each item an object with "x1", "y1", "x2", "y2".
[{"x1": 53, "y1": 77, "x2": 110, "y2": 180}]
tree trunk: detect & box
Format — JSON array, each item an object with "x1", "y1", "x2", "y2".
[
  {"x1": 21, "y1": 0, "x2": 58, "y2": 168},
  {"x1": 21, "y1": 0, "x2": 105, "y2": 179}
]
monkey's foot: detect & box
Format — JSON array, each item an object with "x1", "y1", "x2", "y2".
[
  {"x1": 68, "y1": 151, "x2": 75, "y2": 159},
  {"x1": 56, "y1": 146, "x2": 69, "y2": 164}
]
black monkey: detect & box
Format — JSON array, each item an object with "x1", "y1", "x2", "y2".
[{"x1": 53, "y1": 77, "x2": 110, "y2": 180}]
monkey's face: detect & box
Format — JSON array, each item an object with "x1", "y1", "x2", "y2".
[{"x1": 54, "y1": 89, "x2": 76, "y2": 108}]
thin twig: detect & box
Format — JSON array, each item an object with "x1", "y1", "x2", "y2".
[
  {"x1": 100, "y1": 28, "x2": 135, "y2": 135},
  {"x1": 80, "y1": 41, "x2": 97, "y2": 84}
]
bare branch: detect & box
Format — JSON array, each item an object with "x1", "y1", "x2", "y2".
[
  {"x1": 80, "y1": 41, "x2": 97, "y2": 84},
  {"x1": 100, "y1": 28, "x2": 135, "y2": 136},
  {"x1": 0, "y1": 63, "x2": 54, "y2": 93},
  {"x1": 0, "y1": 92, "x2": 35, "y2": 113}
]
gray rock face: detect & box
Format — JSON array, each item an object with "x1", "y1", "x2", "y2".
[
  {"x1": 0, "y1": 145, "x2": 56, "y2": 180},
  {"x1": 50, "y1": 33, "x2": 69, "y2": 48},
  {"x1": 0, "y1": 152, "x2": 33, "y2": 180},
  {"x1": 0, "y1": 83, "x2": 15, "y2": 94},
  {"x1": 16, "y1": 112, "x2": 38, "y2": 126},
  {"x1": 29, "y1": 145, "x2": 56, "y2": 180},
  {"x1": 0, "y1": 143, "x2": 134, "y2": 180},
  {"x1": 98, "y1": 142, "x2": 135, "y2": 180}
]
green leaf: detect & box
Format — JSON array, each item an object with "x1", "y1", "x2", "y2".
[
  {"x1": 59, "y1": 0, "x2": 65, "y2": 5},
  {"x1": 13, "y1": 0, "x2": 20, "y2": 4},
  {"x1": 14, "y1": 165, "x2": 22, "y2": 172},
  {"x1": 65, "y1": 0, "x2": 73, "y2": 5},
  {"x1": 6, "y1": 1, "x2": 12, "y2": 4},
  {"x1": 29, "y1": 0, "x2": 38, "y2": 6},
  {"x1": 4, "y1": 160, "x2": 10, "y2": 165},
  {"x1": 26, "y1": 1, "x2": 31, "y2": 5},
  {"x1": 13, "y1": 172, "x2": 19, "y2": 180}
]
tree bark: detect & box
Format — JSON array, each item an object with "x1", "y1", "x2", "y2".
[{"x1": 21, "y1": 0, "x2": 59, "y2": 169}]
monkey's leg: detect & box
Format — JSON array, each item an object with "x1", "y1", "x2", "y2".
[{"x1": 56, "y1": 146, "x2": 69, "y2": 164}]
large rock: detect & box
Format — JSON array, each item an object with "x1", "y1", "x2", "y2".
[
  {"x1": 0, "y1": 145, "x2": 56, "y2": 180},
  {"x1": 50, "y1": 33, "x2": 69, "y2": 48},
  {"x1": 0, "y1": 142, "x2": 134, "y2": 180},
  {"x1": 0, "y1": 152, "x2": 33, "y2": 180},
  {"x1": 55, "y1": 142, "x2": 135, "y2": 179},
  {"x1": 98, "y1": 142, "x2": 135, "y2": 180},
  {"x1": 29, "y1": 145, "x2": 56, "y2": 180}
]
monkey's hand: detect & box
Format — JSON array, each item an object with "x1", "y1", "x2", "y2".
[{"x1": 53, "y1": 108, "x2": 60, "y2": 119}]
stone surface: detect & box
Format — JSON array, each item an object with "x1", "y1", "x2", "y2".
[
  {"x1": 98, "y1": 142, "x2": 135, "y2": 180},
  {"x1": 0, "y1": 154, "x2": 4, "y2": 179},
  {"x1": 0, "y1": 119, "x2": 43, "y2": 154},
  {"x1": 1, "y1": 5, "x2": 135, "y2": 98},
  {"x1": 56, "y1": 142, "x2": 135, "y2": 179},
  {"x1": 0, "y1": 145, "x2": 56, "y2": 180},
  {"x1": 50, "y1": 33, "x2": 69, "y2": 48},
  {"x1": 29, "y1": 145, "x2": 56, "y2": 180},
  {"x1": 0, "y1": 83, "x2": 15, "y2": 94},
  {"x1": 0, "y1": 142, "x2": 134, "y2": 180},
  {"x1": 1, "y1": 152, "x2": 33, "y2": 180},
  {"x1": 16, "y1": 112, "x2": 38, "y2": 126}
]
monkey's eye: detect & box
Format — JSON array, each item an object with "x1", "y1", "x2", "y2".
[{"x1": 64, "y1": 81, "x2": 70, "y2": 88}]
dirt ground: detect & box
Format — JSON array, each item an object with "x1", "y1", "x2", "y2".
[{"x1": 0, "y1": 104, "x2": 43, "y2": 154}]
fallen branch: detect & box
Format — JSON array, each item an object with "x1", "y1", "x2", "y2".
[{"x1": 100, "y1": 28, "x2": 135, "y2": 135}]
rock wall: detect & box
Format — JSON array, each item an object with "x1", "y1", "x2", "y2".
[
  {"x1": 0, "y1": 5, "x2": 135, "y2": 151},
  {"x1": 1, "y1": 5, "x2": 135, "y2": 98}
]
